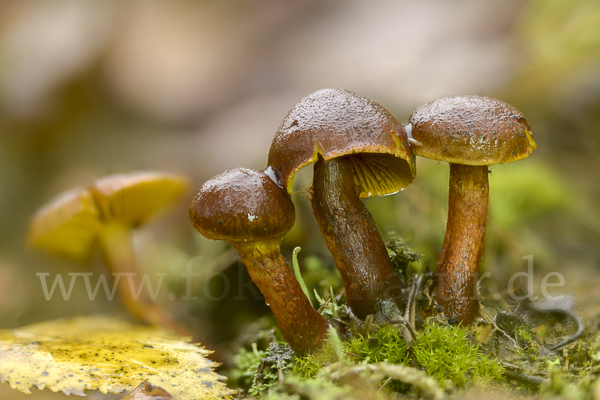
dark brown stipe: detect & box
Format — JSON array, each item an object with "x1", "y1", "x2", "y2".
[{"x1": 312, "y1": 156, "x2": 405, "y2": 320}]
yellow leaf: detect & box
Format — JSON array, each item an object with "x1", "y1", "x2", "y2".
[{"x1": 0, "y1": 316, "x2": 234, "y2": 400}]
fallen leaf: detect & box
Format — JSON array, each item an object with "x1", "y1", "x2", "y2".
[{"x1": 0, "y1": 316, "x2": 233, "y2": 399}]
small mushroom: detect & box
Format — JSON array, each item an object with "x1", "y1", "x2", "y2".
[
  {"x1": 28, "y1": 188, "x2": 104, "y2": 261},
  {"x1": 268, "y1": 89, "x2": 416, "y2": 321},
  {"x1": 29, "y1": 172, "x2": 189, "y2": 331},
  {"x1": 91, "y1": 172, "x2": 189, "y2": 326},
  {"x1": 189, "y1": 168, "x2": 332, "y2": 355},
  {"x1": 408, "y1": 95, "x2": 537, "y2": 324}
]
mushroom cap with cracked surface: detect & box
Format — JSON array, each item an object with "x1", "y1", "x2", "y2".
[{"x1": 408, "y1": 95, "x2": 536, "y2": 165}]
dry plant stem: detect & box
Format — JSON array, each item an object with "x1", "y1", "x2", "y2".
[
  {"x1": 433, "y1": 163, "x2": 488, "y2": 325},
  {"x1": 99, "y1": 224, "x2": 191, "y2": 336},
  {"x1": 312, "y1": 157, "x2": 405, "y2": 320},
  {"x1": 234, "y1": 240, "x2": 331, "y2": 355}
]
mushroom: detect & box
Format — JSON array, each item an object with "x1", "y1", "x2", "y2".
[
  {"x1": 189, "y1": 167, "x2": 332, "y2": 355},
  {"x1": 268, "y1": 89, "x2": 415, "y2": 321},
  {"x1": 90, "y1": 172, "x2": 189, "y2": 326},
  {"x1": 29, "y1": 172, "x2": 189, "y2": 331},
  {"x1": 407, "y1": 95, "x2": 537, "y2": 324},
  {"x1": 28, "y1": 187, "x2": 104, "y2": 261}
]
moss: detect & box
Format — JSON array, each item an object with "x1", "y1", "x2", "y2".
[
  {"x1": 226, "y1": 270, "x2": 600, "y2": 399},
  {"x1": 228, "y1": 312, "x2": 600, "y2": 399},
  {"x1": 540, "y1": 369, "x2": 595, "y2": 400},
  {"x1": 344, "y1": 325, "x2": 408, "y2": 365},
  {"x1": 296, "y1": 323, "x2": 501, "y2": 391},
  {"x1": 515, "y1": 324, "x2": 539, "y2": 360},
  {"x1": 229, "y1": 346, "x2": 265, "y2": 389},
  {"x1": 411, "y1": 324, "x2": 503, "y2": 389}
]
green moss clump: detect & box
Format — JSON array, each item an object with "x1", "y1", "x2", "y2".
[
  {"x1": 412, "y1": 324, "x2": 503, "y2": 388},
  {"x1": 232, "y1": 322, "x2": 504, "y2": 398},
  {"x1": 292, "y1": 345, "x2": 337, "y2": 380},
  {"x1": 515, "y1": 324, "x2": 540, "y2": 360},
  {"x1": 295, "y1": 323, "x2": 501, "y2": 390},
  {"x1": 345, "y1": 325, "x2": 408, "y2": 365},
  {"x1": 229, "y1": 346, "x2": 266, "y2": 389}
]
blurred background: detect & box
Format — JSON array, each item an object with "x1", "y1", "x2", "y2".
[{"x1": 1, "y1": 0, "x2": 600, "y2": 397}]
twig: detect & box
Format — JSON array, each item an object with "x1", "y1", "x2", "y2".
[
  {"x1": 548, "y1": 309, "x2": 584, "y2": 351},
  {"x1": 501, "y1": 362, "x2": 548, "y2": 386},
  {"x1": 492, "y1": 314, "x2": 519, "y2": 348},
  {"x1": 381, "y1": 316, "x2": 417, "y2": 342},
  {"x1": 379, "y1": 376, "x2": 393, "y2": 390}
]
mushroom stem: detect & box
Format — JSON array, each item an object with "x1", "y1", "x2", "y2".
[
  {"x1": 99, "y1": 224, "x2": 144, "y2": 319},
  {"x1": 233, "y1": 240, "x2": 332, "y2": 355},
  {"x1": 433, "y1": 163, "x2": 488, "y2": 324},
  {"x1": 312, "y1": 156, "x2": 405, "y2": 321},
  {"x1": 99, "y1": 223, "x2": 191, "y2": 335}
]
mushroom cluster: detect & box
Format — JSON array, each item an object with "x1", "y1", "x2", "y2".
[{"x1": 189, "y1": 89, "x2": 536, "y2": 353}]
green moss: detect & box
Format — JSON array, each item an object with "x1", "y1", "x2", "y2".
[
  {"x1": 297, "y1": 324, "x2": 501, "y2": 391},
  {"x1": 345, "y1": 325, "x2": 408, "y2": 365},
  {"x1": 229, "y1": 346, "x2": 265, "y2": 389},
  {"x1": 232, "y1": 320, "x2": 505, "y2": 398},
  {"x1": 412, "y1": 324, "x2": 503, "y2": 388},
  {"x1": 292, "y1": 337, "x2": 340, "y2": 380},
  {"x1": 541, "y1": 369, "x2": 595, "y2": 400},
  {"x1": 515, "y1": 324, "x2": 539, "y2": 360}
]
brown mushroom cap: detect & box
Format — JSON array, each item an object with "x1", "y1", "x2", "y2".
[
  {"x1": 408, "y1": 95, "x2": 536, "y2": 165},
  {"x1": 189, "y1": 168, "x2": 295, "y2": 243},
  {"x1": 268, "y1": 88, "x2": 415, "y2": 198}
]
